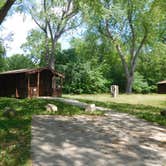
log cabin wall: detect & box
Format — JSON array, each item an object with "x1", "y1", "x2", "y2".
[
  {"x1": 0, "y1": 74, "x2": 15, "y2": 97},
  {"x1": 0, "y1": 73, "x2": 27, "y2": 98},
  {"x1": 39, "y1": 70, "x2": 53, "y2": 96},
  {"x1": 27, "y1": 73, "x2": 38, "y2": 98},
  {"x1": 157, "y1": 83, "x2": 166, "y2": 94},
  {"x1": 0, "y1": 67, "x2": 64, "y2": 98}
]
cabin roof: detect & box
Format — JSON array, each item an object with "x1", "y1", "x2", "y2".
[
  {"x1": 0, "y1": 67, "x2": 64, "y2": 78},
  {"x1": 157, "y1": 80, "x2": 166, "y2": 84}
]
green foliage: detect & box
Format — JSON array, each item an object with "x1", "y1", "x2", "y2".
[
  {"x1": 1, "y1": 0, "x2": 163, "y2": 94},
  {"x1": 21, "y1": 29, "x2": 62, "y2": 67},
  {"x1": 78, "y1": 0, "x2": 166, "y2": 93},
  {"x1": 65, "y1": 62, "x2": 108, "y2": 94},
  {"x1": 0, "y1": 0, "x2": 6, "y2": 9},
  {"x1": 21, "y1": 30, "x2": 46, "y2": 65},
  {"x1": 22, "y1": 0, "x2": 81, "y2": 68},
  {"x1": 54, "y1": 45, "x2": 109, "y2": 94},
  {"x1": 137, "y1": 42, "x2": 166, "y2": 87},
  {"x1": 5, "y1": 54, "x2": 36, "y2": 70},
  {"x1": 133, "y1": 72, "x2": 151, "y2": 93},
  {"x1": 70, "y1": 32, "x2": 127, "y2": 92}
]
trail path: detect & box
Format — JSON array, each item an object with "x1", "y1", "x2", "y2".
[{"x1": 31, "y1": 97, "x2": 166, "y2": 166}]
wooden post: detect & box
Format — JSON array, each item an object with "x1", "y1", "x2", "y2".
[
  {"x1": 110, "y1": 85, "x2": 119, "y2": 98},
  {"x1": 52, "y1": 75, "x2": 56, "y2": 96},
  {"x1": 37, "y1": 70, "x2": 40, "y2": 97},
  {"x1": 15, "y1": 88, "x2": 19, "y2": 98},
  {"x1": 28, "y1": 74, "x2": 30, "y2": 98},
  {"x1": 60, "y1": 77, "x2": 63, "y2": 97},
  {"x1": 15, "y1": 77, "x2": 18, "y2": 98}
]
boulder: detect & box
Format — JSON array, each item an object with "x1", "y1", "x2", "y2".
[
  {"x1": 45, "y1": 104, "x2": 58, "y2": 113},
  {"x1": 160, "y1": 109, "x2": 166, "y2": 117},
  {"x1": 85, "y1": 104, "x2": 96, "y2": 112},
  {"x1": 3, "y1": 107, "x2": 17, "y2": 118}
]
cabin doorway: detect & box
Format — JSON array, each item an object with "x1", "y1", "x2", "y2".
[{"x1": 28, "y1": 73, "x2": 39, "y2": 98}]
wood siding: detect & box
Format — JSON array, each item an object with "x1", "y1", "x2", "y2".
[
  {"x1": 158, "y1": 84, "x2": 166, "y2": 94},
  {"x1": 0, "y1": 68, "x2": 63, "y2": 98}
]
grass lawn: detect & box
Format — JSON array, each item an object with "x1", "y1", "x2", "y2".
[
  {"x1": 64, "y1": 94, "x2": 166, "y2": 126},
  {"x1": 0, "y1": 98, "x2": 102, "y2": 166},
  {"x1": 64, "y1": 94, "x2": 166, "y2": 108}
]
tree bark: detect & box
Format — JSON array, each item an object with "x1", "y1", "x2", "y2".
[
  {"x1": 49, "y1": 55, "x2": 55, "y2": 69},
  {"x1": 43, "y1": 0, "x2": 50, "y2": 66},
  {"x1": 44, "y1": 32, "x2": 50, "y2": 66},
  {"x1": 126, "y1": 74, "x2": 134, "y2": 94},
  {"x1": 49, "y1": 41, "x2": 56, "y2": 69},
  {"x1": 0, "y1": 0, "x2": 16, "y2": 25}
]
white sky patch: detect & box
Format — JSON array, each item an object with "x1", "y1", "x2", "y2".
[{"x1": 0, "y1": 13, "x2": 37, "y2": 56}]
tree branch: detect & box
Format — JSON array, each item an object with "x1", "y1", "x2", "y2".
[
  {"x1": 127, "y1": 0, "x2": 136, "y2": 61},
  {"x1": 31, "y1": 14, "x2": 46, "y2": 32},
  {"x1": 116, "y1": 44, "x2": 130, "y2": 77},
  {"x1": 54, "y1": 0, "x2": 77, "y2": 41},
  {"x1": 131, "y1": 24, "x2": 148, "y2": 72},
  {"x1": 47, "y1": 20, "x2": 54, "y2": 42},
  {"x1": 105, "y1": 20, "x2": 129, "y2": 77},
  {"x1": 0, "y1": 0, "x2": 16, "y2": 25},
  {"x1": 105, "y1": 19, "x2": 114, "y2": 41}
]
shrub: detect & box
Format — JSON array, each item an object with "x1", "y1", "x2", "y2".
[{"x1": 133, "y1": 72, "x2": 151, "y2": 93}]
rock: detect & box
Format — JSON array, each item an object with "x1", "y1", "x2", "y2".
[
  {"x1": 3, "y1": 107, "x2": 17, "y2": 118},
  {"x1": 160, "y1": 110, "x2": 166, "y2": 117},
  {"x1": 45, "y1": 104, "x2": 58, "y2": 113},
  {"x1": 85, "y1": 104, "x2": 96, "y2": 112}
]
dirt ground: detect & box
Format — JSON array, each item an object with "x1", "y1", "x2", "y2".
[{"x1": 31, "y1": 113, "x2": 166, "y2": 166}]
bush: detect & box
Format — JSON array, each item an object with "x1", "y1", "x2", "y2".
[
  {"x1": 133, "y1": 72, "x2": 151, "y2": 93},
  {"x1": 63, "y1": 62, "x2": 109, "y2": 94}
]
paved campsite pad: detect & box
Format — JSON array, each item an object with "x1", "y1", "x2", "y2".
[{"x1": 31, "y1": 113, "x2": 166, "y2": 166}]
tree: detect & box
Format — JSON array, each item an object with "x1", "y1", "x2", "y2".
[
  {"x1": 6, "y1": 54, "x2": 35, "y2": 70},
  {"x1": 0, "y1": 0, "x2": 16, "y2": 25},
  {"x1": 137, "y1": 42, "x2": 166, "y2": 87},
  {"x1": 25, "y1": 0, "x2": 80, "y2": 69},
  {"x1": 56, "y1": 48, "x2": 108, "y2": 94},
  {"x1": 21, "y1": 29, "x2": 62, "y2": 67},
  {"x1": 0, "y1": 40, "x2": 6, "y2": 71},
  {"x1": 81, "y1": 0, "x2": 165, "y2": 93},
  {"x1": 21, "y1": 29, "x2": 46, "y2": 65}
]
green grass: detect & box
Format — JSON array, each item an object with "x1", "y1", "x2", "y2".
[
  {"x1": 0, "y1": 97, "x2": 103, "y2": 166},
  {"x1": 64, "y1": 94, "x2": 166, "y2": 108},
  {"x1": 1, "y1": 94, "x2": 166, "y2": 165},
  {"x1": 64, "y1": 94, "x2": 166, "y2": 126}
]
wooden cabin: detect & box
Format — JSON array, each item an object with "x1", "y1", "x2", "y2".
[
  {"x1": 0, "y1": 67, "x2": 64, "y2": 98},
  {"x1": 157, "y1": 80, "x2": 166, "y2": 94}
]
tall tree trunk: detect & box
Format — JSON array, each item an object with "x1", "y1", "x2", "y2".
[
  {"x1": 44, "y1": 33, "x2": 50, "y2": 66},
  {"x1": 49, "y1": 42, "x2": 56, "y2": 70},
  {"x1": 49, "y1": 55, "x2": 55, "y2": 69},
  {"x1": 126, "y1": 74, "x2": 134, "y2": 94},
  {"x1": 115, "y1": 44, "x2": 134, "y2": 94},
  {"x1": 0, "y1": 0, "x2": 16, "y2": 25}
]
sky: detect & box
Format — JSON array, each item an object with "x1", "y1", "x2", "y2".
[{"x1": 0, "y1": 13, "x2": 71, "y2": 57}]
